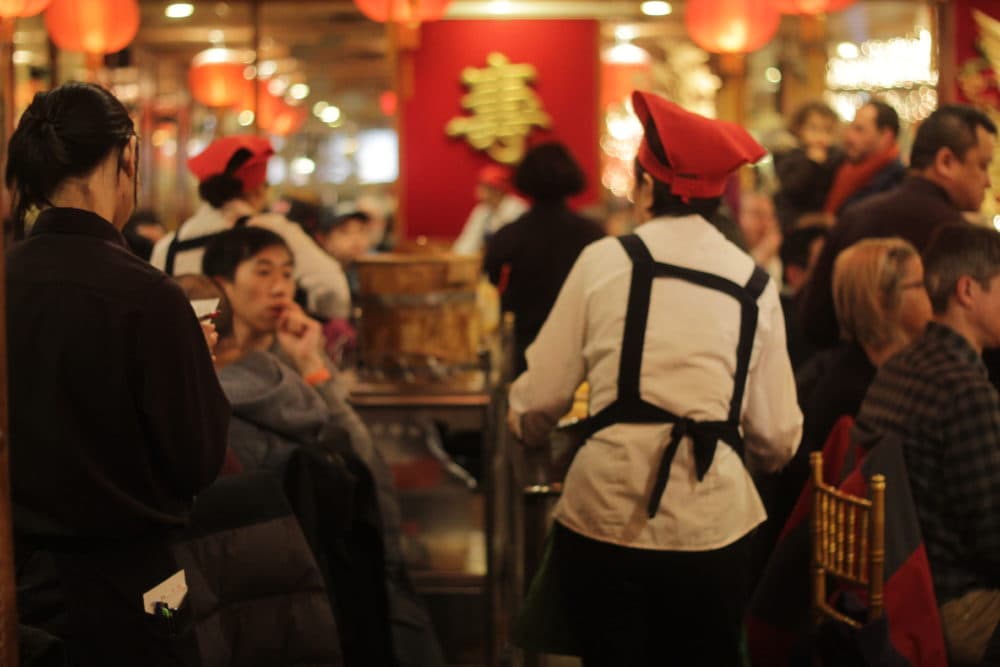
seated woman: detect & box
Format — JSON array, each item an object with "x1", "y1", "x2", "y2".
[
  {"x1": 201, "y1": 227, "x2": 444, "y2": 667},
  {"x1": 755, "y1": 236, "x2": 932, "y2": 572}
]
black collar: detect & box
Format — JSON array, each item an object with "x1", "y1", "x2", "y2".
[{"x1": 29, "y1": 207, "x2": 127, "y2": 249}]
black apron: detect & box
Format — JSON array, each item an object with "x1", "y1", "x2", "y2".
[
  {"x1": 575, "y1": 234, "x2": 770, "y2": 519},
  {"x1": 163, "y1": 215, "x2": 251, "y2": 276}
]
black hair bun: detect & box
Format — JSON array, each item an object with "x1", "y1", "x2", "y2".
[{"x1": 198, "y1": 173, "x2": 245, "y2": 209}]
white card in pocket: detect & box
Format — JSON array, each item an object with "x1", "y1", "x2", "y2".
[{"x1": 142, "y1": 569, "x2": 188, "y2": 614}]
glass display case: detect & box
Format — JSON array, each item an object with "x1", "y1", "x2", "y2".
[{"x1": 351, "y1": 387, "x2": 509, "y2": 667}]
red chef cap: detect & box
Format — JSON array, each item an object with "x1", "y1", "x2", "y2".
[
  {"x1": 188, "y1": 135, "x2": 274, "y2": 193},
  {"x1": 632, "y1": 90, "x2": 766, "y2": 201},
  {"x1": 478, "y1": 164, "x2": 512, "y2": 192}
]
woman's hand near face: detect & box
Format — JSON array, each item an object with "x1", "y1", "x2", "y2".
[{"x1": 276, "y1": 303, "x2": 327, "y2": 376}]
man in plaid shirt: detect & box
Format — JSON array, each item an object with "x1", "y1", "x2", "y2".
[{"x1": 856, "y1": 223, "x2": 1000, "y2": 666}]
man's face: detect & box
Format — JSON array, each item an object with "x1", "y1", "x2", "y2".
[
  {"x1": 222, "y1": 245, "x2": 295, "y2": 336},
  {"x1": 948, "y1": 126, "x2": 995, "y2": 212},
  {"x1": 740, "y1": 194, "x2": 778, "y2": 249},
  {"x1": 844, "y1": 105, "x2": 886, "y2": 163}
]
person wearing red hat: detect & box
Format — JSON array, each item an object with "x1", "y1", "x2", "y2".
[
  {"x1": 509, "y1": 91, "x2": 802, "y2": 664},
  {"x1": 452, "y1": 163, "x2": 527, "y2": 254},
  {"x1": 151, "y1": 135, "x2": 351, "y2": 320}
]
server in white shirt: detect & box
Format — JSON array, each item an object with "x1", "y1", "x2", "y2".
[
  {"x1": 151, "y1": 135, "x2": 351, "y2": 320},
  {"x1": 452, "y1": 164, "x2": 528, "y2": 255},
  {"x1": 509, "y1": 91, "x2": 802, "y2": 665}
]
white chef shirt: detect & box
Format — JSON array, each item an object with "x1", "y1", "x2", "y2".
[
  {"x1": 509, "y1": 214, "x2": 802, "y2": 551},
  {"x1": 452, "y1": 194, "x2": 528, "y2": 255},
  {"x1": 151, "y1": 201, "x2": 352, "y2": 320}
]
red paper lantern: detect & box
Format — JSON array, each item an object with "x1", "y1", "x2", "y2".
[
  {"x1": 257, "y1": 92, "x2": 306, "y2": 137},
  {"x1": 189, "y1": 49, "x2": 252, "y2": 108},
  {"x1": 354, "y1": 0, "x2": 451, "y2": 23},
  {"x1": 770, "y1": 0, "x2": 855, "y2": 14},
  {"x1": 0, "y1": 0, "x2": 50, "y2": 18},
  {"x1": 44, "y1": 0, "x2": 139, "y2": 54},
  {"x1": 685, "y1": 0, "x2": 781, "y2": 54}
]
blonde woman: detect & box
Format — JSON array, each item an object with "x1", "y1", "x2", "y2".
[{"x1": 757, "y1": 237, "x2": 932, "y2": 568}]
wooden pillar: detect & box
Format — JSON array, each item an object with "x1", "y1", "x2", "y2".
[
  {"x1": 934, "y1": 0, "x2": 956, "y2": 105},
  {"x1": 781, "y1": 14, "x2": 828, "y2": 116},
  {"x1": 250, "y1": 0, "x2": 261, "y2": 135},
  {"x1": 715, "y1": 53, "x2": 747, "y2": 125},
  {"x1": 390, "y1": 22, "x2": 419, "y2": 241}
]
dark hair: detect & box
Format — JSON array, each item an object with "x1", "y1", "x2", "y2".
[
  {"x1": 780, "y1": 225, "x2": 829, "y2": 270},
  {"x1": 513, "y1": 142, "x2": 585, "y2": 201},
  {"x1": 318, "y1": 210, "x2": 371, "y2": 235},
  {"x1": 198, "y1": 148, "x2": 254, "y2": 209},
  {"x1": 634, "y1": 160, "x2": 722, "y2": 220},
  {"x1": 909, "y1": 105, "x2": 997, "y2": 171},
  {"x1": 866, "y1": 100, "x2": 900, "y2": 138},
  {"x1": 5, "y1": 82, "x2": 135, "y2": 233},
  {"x1": 923, "y1": 224, "x2": 1000, "y2": 314},
  {"x1": 202, "y1": 226, "x2": 292, "y2": 281},
  {"x1": 789, "y1": 101, "x2": 837, "y2": 137}
]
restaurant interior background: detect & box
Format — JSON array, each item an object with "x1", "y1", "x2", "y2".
[
  {"x1": 1, "y1": 1, "x2": 1000, "y2": 666},
  {"x1": 2, "y1": 0, "x2": 996, "y2": 241}
]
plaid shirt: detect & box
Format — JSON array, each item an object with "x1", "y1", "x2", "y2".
[{"x1": 856, "y1": 322, "x2": 1000, "y2": 604}]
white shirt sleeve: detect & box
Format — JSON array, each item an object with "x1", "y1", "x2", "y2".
[
  {"x1": 453, "y1": 205, "x2": 487, "y2": 255},
  {"x1": 149, "y1": 232, "x2": 173, "y2": 271},
  {"x1": 741, "y1": 280, "x2": 803, "y2": 474},
  {"x1": 508, "y1": 248, "x2": 590, "y2": 440},
  {"x1": 253, "y1": 215, "x2": 352, "y2": 320}
]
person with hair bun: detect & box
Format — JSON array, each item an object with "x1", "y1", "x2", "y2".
[
  {"x1": 483, "y1": 142, "x2": 604, "y2": 374},
  {"x1": 151, "y1": 135, "x2": 351, "y2": 320},
  {"x1": 5, "y1": 82, "x2": 230, "y2": 662},
  {"x1": 508, "y1": 92, "x2": 801, "y2": 664}
]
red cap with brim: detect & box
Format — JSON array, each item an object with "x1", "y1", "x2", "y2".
[
  {"x1": 632, "y1": 90, "x2": 766, "y2": 201},
  {"x1": 188, "y1": 135, "x2": 275, "y2": 193},
  {"x1": 478, "y1": 164, "x2": 512, "y2": 192}
]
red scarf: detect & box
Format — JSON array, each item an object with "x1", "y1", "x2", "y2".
[{"x1": 824, "y1": 144, "x2": 900, "y2": 214}]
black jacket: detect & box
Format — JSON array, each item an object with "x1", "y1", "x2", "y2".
[
  {"x1": 484, "y1": 202, "x2": 604, "y2": 374},
  {"x1": 799, "y1": 177, "x2": 966, "y2": 349},
  {"x1": 773, "y1": 147, "x2": 844, "y2": 229},
  {"x1": 7, "y1": 207, "x2": 229, "y2": 539}
]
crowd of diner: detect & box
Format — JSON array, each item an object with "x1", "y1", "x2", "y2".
[{"x1": 3, "y1": 65, "x2": 1000, "y2": 667}]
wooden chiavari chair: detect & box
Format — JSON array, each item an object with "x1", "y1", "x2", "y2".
[{"x1": 810, "y1": 451, "x2": 886, "y2": 637}]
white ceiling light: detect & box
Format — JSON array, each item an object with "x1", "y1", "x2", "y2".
[
  {"x1": 640, "y1": 1, "x2": 672, "y2": 16},
  {"x1": 615, "y1": 25, "x2": 638, "y2": 41},
  {"x1": 165, "y1": 3, "x2": 194, "y2": 19},
  {"x1": 257, "y1": 60, "x2": 278, "y2": 78},
  {"x1": 312, "y1": 101, "x2": 329, "y2": 117},
  {"x1": 267, "y1": 77, "x2": 289, "y2": 96},
  {"x1": 237, "y1": 110, "x2": 255, "y2": 127},
  {"x1": 289, "y1": 83, "x2": 310, "y2": 101},
  {"x1": 488, "y1": 0, "x2": 513, "y2": 14},
  {"x1": 320, "y1": 106, "x2": 341, "y2": 124},
  {"x1": 837, "y1": 42, "x2": 859, "y2": 59},
  {"x1": 291, "y1": 157, "x2": 316, "y2": 176},
  {"x1": 765, "y1": 67, "x2": 782, "y2": 84}
]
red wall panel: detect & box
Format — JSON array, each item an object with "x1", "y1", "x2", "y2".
[{"x1": 399, "y1": 20, "x2": 600, "y2": 240}]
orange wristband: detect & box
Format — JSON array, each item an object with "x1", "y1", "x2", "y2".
[{"x1": 304, "y1": 367, "x2": 332, "y2": 386}]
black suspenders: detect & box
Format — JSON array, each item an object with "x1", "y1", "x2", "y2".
[
  {"x1": 163, "y1": 215, "x2": 253, "y2": 276},
  {"x1": 577, "y1": 233, "x2": 770, "y2": 518}
]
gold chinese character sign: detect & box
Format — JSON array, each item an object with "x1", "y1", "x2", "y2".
[{"x1": 446, "y1": 52, "x2": 552, "y2": 165}]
